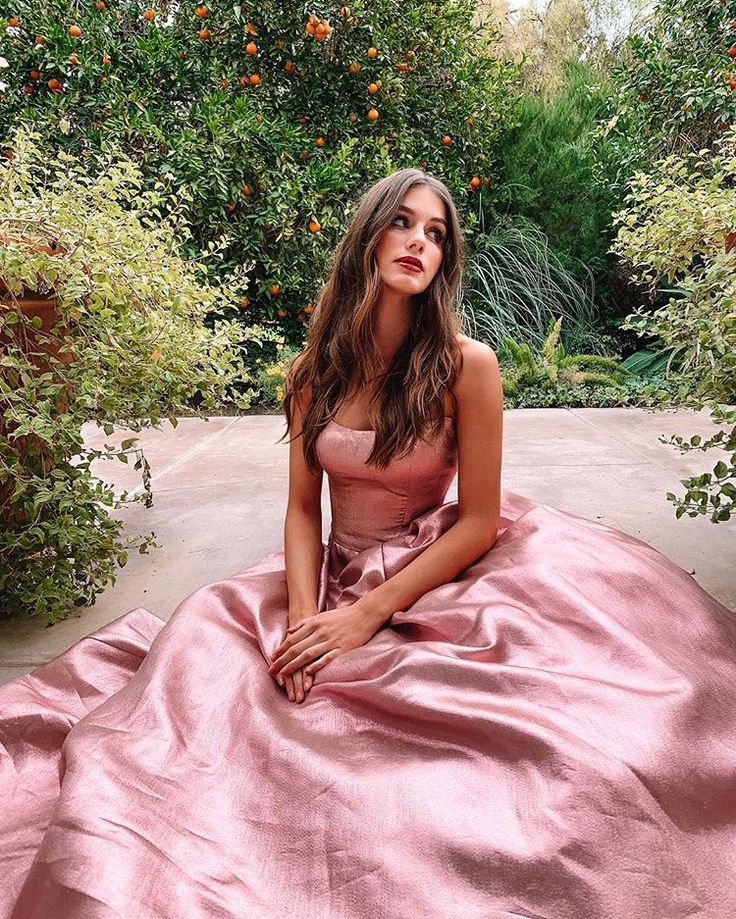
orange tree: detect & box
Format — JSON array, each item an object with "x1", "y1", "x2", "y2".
[{"x1": 1, "y1": 1, "x2": 520, "y2": 358}]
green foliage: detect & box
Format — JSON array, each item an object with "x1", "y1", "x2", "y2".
[
  {"x1": 461, "y1": 217, "x2": 610, "y2": 356},
  {"x1": 611, "y1": 125, "x2": 736, "y2": 523},
  {"x1": 664, "y1": 405, "x2": 735, "y2": 524},
  {"x1": 497, "y1": 314, "x2": 634, "y2": 399},
  {"x1": 496, "y1": 57, "x2": 623, "y2": 284},
  {"x1": 0, "y1": 129, "x2": 277, "y2": 623},
  {"x1": 610, "y1": 129, "x2": 736, "y2": 287},
  {"x1": 255, "y1": 341, "x2": 302, "y2": 408},
  {"x1": 0, "y1": 0, "x2": 521, "y2": 353},
  {"x1": 501, "y1": 372, "x2": 682, "y2": 409},
  {"x1": 592, "y1": 0, "x2": 736, "y2": 206}
]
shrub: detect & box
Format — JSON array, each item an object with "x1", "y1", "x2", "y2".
[
  {"x1": 611, "y1": 126, "x2": 736, "y2": 523},
  {"x1": 0, "y1": 129, "x2": 276, "y2": 622}
]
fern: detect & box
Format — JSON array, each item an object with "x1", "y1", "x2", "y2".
[{"x1": 499, "y1": 315, "x2": 633, "y2": 399}]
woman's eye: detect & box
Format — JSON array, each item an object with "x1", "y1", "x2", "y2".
[{"x1": 393, "y1": 216, "x2": 444, "y2": 242}]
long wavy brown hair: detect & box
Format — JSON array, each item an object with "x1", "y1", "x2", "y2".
[{"x1": 279, "y1": 167, "x2": 467, "y2": 474}]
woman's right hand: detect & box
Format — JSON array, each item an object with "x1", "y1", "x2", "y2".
[{"x1": 278, "y1": 608, "x2": 318, "y2": 703}]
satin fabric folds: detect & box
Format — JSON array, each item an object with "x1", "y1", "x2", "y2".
[{"x1": 1, "y1": 416, "x2": 735, "y2": 919}]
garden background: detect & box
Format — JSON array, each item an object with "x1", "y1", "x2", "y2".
[{"x1": 0, "y1": 0, "x2": 734, "y2": 625}]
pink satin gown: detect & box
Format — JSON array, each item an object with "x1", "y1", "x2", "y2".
[{"x1": 1, "y1": 416, "x2": 735, "y2": 918}]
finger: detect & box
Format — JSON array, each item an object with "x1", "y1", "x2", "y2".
[
  {"x1": 270, "y1": 635, "x2": 325, "y2": 674},
  {"x1": 270, "y1": 648, "x2": 298, "y2": 673},
  {"x1": 280, "y1": 622, "x2": 306, "y2": 646},
  {"x1": 279, "y1": 641, "x2": 332, "y2": 678},
  {"x1": 304, "y1": 648, "x2": 340, "y2": 676},
  {"x1": 272, "y1": 622, "x2": 314, "y2": 660},
  {"x1": 293, "y1": 668, "x2": 305, "y2": 703},
  {"x1": 284, "y1": 671, "x2": 296, "y2": 702}
]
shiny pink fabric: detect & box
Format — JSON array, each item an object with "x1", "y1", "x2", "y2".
[{"x1": 1, "y1": 417, "x2": 736, "y2": 918}]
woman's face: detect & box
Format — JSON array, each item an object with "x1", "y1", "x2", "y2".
[{"x1": 374, "y1": 185, "x2": 447, "y2": 294}]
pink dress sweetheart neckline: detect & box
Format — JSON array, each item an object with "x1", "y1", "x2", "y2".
[{"x1": 328, "y1": 414, "x2": 455, "y2": 434}]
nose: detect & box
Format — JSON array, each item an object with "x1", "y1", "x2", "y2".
[{"x1": 407, "y1": 229, "x2": 426, "y2": 250}]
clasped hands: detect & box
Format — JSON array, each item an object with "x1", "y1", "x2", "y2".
[{"x1": 268, "y1": 602, "x2": 381, "y2": 703}]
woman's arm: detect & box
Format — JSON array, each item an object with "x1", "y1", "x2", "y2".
[
  {"x1": 284, "y1": 508, "x2": 323, "y2": 616},
  {"x1": 355, "y1": 340, "x2": 504, "y2": 629},
  {"x1": 283, "y1": 383, "x2": 324, "y2": 617}
]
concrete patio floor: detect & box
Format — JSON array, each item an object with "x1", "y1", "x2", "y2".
[{"x1": 1, "y1": 406, "x2": 734, "y2": 686}]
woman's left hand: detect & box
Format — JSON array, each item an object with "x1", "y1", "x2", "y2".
[{"x1": 268, "y1": 603, "x2": 382, "y2": 682}]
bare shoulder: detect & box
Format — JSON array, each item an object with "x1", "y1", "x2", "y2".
[
  {"x1": 443, "y1": 334, "x2": 499, "y2": 419},
  {"x1": 453, "y1": 334, "x2": 499, "y2": 385}
]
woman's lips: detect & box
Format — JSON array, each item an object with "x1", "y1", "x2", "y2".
[{"x1": 396, "y1": 259, "x2": 422, "y2": 272}]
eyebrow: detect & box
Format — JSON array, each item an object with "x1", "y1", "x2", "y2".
[{"x1": 396, "y1": 204, "x2": 447, "y2": 228}]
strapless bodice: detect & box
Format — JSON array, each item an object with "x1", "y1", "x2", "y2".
[{"x1": 316, "y1": 416, "x2": 458, "y2": 552}]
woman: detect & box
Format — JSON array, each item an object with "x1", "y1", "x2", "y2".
[
  {"x1": 272, "y1": 170, "x2": 502, "y2": 706},
  {"x1": 1, "y1": 168, "x2": 735, "y2": 919}
]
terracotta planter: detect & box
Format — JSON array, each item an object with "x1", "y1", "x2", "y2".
[
  {"x1": 0, "y1": 232, "x2": 75, "y2": 399},
  {"x1": 0, "y1": 235, "x2": 77, "y2": 525}
]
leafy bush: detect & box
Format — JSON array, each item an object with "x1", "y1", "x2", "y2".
[
  {"x1": 611, "y1": 125, "x2": 736, "y2": 523},
  {"x1": 0, "y1": 129, "x2": 276, "y2": 623},
  {"x1": 591, "y1": 0, "x2": 736, "y2": 209}
]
